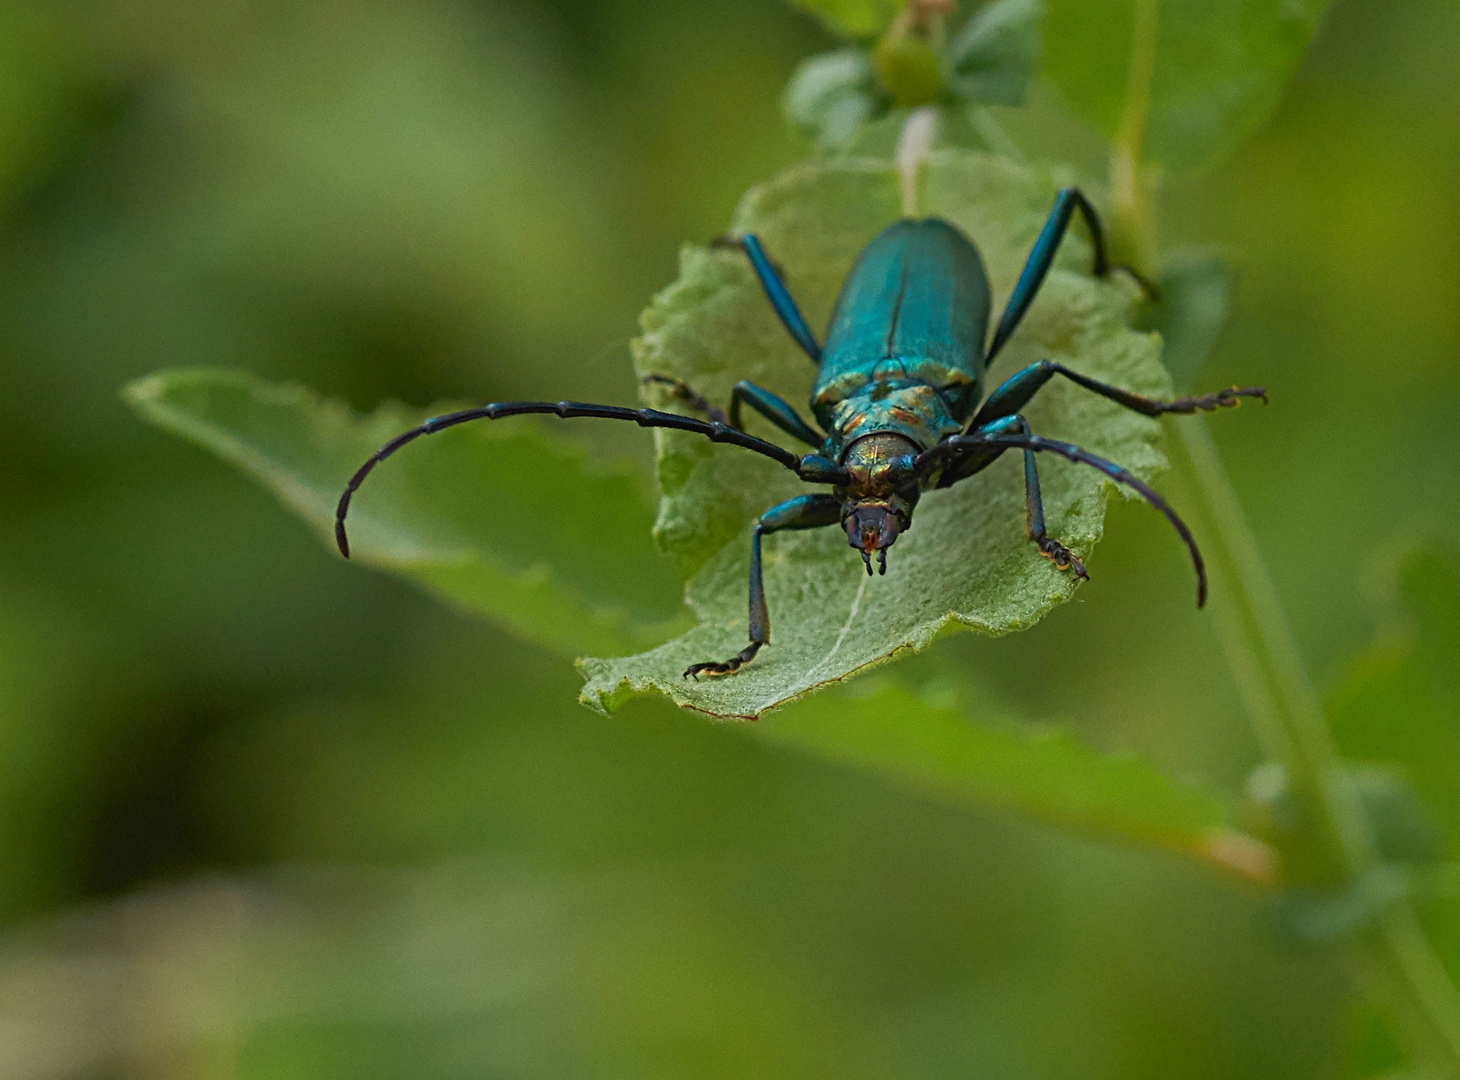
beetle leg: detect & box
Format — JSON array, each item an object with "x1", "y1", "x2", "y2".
[
  {"x1": 987, "y1": 188, "x2": 1156, "y2": 364},
  {"x1": 971, "y1": 359, "x2": 1266, "y2": 431},
  {"x1": 950, "y1": 414, "x2": 1088, "y2": 580},
  {"x1": 1012, "y1": 419, "x2": 1088, "y2": 581},
  {"x1": 642, "y1": 375, "x2": 825, "y2": 449},
  {"x1": 684, "y1": 494, "x2": 842, "y2": 679},
  {"x1": 921, "y1": 428, "x2": 1207, "y2": 607},
  {"x1": 729, "y1": 381, "x2": 825, "y2": 447},
  {"x1": 641, "y1": 374, "x2": 730, "y2": 425},
  {"x1": 711, "y1": 234, "x2": 823, "y2": 364}
]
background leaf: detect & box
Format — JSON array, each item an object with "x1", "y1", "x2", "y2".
[
  {"x1": 1327, "y1": 549, "x2": 1460, "y2": 973},
  {"x1": 582, "y1": 151, "x2": 1168, "y2": 719},
  {"x1": 947, "y1": 0, "x2": 1043, "y2": 107},
  {"x1": 783, "y1": 0, "x2": 906, "y2": 40},
  {"x1": 1042, "y1": 0, "x2": 1334, "y2": 172},
  {"x1": 783, "y1": 50, "x2": 886, "y2": 151},
  {"x1": 1138, "y1": 250, "x2": 1236, "y2": 392},
  {"x1": 125, "y1": 369, "x2": 689, "y2": 658},
  {"x1": 748, "y1": 679, "x2": 1275, "y2": 880}
]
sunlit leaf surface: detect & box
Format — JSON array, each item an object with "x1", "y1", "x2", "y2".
[
  {"x1": 581, "y1": 151, "x2": 1169, "y2": 718},
  {"x1": 125, "y1": 369, "x2": 689, "y2": 658}
]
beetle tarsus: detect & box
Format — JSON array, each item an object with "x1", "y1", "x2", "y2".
[
  {"x1": 1036, "y1": 536, "x2": 1088, "y2": 580},
  {"x1": 1159, "y1": 385, "x2": 1267, "y2": 414},
  {"x1": 684, "y1": 641, "x2": 762, "y2": 680}
]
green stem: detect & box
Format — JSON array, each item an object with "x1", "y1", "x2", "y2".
[
  {"x1": 1167, "y1": 424, "x2": 1460, "y2": 1070},
  {"x1": 1109, "y1": 0, "x2": 1160, "y2": 265},
  {"x1": 1109, "y1": 2, "x2": 1460, "y2": 1070}
]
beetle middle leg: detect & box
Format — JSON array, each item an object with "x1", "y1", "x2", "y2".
[
  {"x1": 971, "y1": 358, "x2": 1266, "y2": 431},
  {"x1": 643, "y1": 375, "x2": 824, "y2": 448},
  {"x1": 944, "y1": 414, "x2": 1088, "y2": 579},
  {"x1": 684, "y1": 493, "x2": 842, "y2": 679}
]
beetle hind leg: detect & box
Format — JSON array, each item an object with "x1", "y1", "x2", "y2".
[{"x1": 685, "y1": 642, "x2": 762, "y2": 680}]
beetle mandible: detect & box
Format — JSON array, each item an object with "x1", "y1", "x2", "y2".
[{"x1": 335, "y1": 188, "x2": 1264, "y2": 678}]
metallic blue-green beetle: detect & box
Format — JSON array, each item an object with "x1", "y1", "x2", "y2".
[{"x1": 336, "y1": 189, "x2": 1264, "y2": 677}]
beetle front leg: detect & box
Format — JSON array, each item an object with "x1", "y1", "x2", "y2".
[
  {"x1": 684, "y1": 493, "x2": 842, "y2": 679},
  {"x1": 953, "y1": 414, "x2": 1088, "y2": 580}
]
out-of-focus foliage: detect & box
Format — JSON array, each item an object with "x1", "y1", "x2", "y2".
[
  {"x1": 784, "y1": 0, "x2": 1042, "y2": 148},
  {"x1": 946, "y1": 0, "x2": 1043, "y2": 106},
  {"x1": 1139, "y1": 252, "x2": 1236, "y2": 391},
  {"x1": 785, "y1": 0, "x2": 907, "y2": 39},
  {"x1": 784, "y1": 49, "x2": 886, "y2": 150},
  {"x1": 585, "y1": 152, "x2": 1167, "y2": 717},
  {"x1": 1043, "y1": 0, "x2": 1335, "y2": 172},
  {"x1": 126, "y1": 369, "x2": 687, "y2": 657},
  {"x1": 749, "y1": 680, "x2": 1274, "y2": 880},
  {"x1": 0, "y1": 0, "x2": 1455, "y2": 1076},
  {"x1": 1328, "y1": 550, "x2": 1460, "y2": 969}
]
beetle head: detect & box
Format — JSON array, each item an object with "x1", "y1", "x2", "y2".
[
  {"x1": 844, "y1": 502, "x2": 905, "y2": 575},
  {"x1": 838, "y1": 433, "x2": 922, "y2": 575}
]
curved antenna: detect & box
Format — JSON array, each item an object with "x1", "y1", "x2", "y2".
[
  {"x1": 335, "y1": 400, "x2": 812, "y2": 558},
  {"x1": 919, "y1": 432, "x2": 1207, "y2": 606}
]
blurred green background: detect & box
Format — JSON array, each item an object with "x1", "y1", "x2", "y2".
[{"x1": 0, "y1": 0, "x2": 1456, "y2": 1076}]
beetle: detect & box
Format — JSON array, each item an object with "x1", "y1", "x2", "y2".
[{"x1": 336, "y1": 188, "x2": 1264, "y2": 678}]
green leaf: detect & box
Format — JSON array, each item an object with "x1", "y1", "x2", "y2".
[
  {"x1": 581, "y1": 151, "x2": 1169, "y2": 719},
  {"x1": 1327, "y1": 547, "x2": 1460, "y2": 971},
  {"x1": 783, "y1": 50, "x2": 886, "y2": 151},
  {"x1": 784, "y1": 0, "x2": 906, "y2": 40},
  {"x1": 124, "y1": 369, "x2": 690, "y2": 658},
  {"x1": 1330, "y1": 548, "x2": 1460, "y2": 850},
  {"x1": 947, "y1": 0, "x2": 1043, "y2": 108},
  {"x1": 1042, "y1": 0, "x2": 1333, "y2": 173},
  {"x1": 746, "y1": 679, "x2": 1276, "y2": 880}
]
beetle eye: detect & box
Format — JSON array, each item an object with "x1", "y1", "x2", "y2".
[{"x1": 885, "y1": 455, "x2": 918, "y2": 485}]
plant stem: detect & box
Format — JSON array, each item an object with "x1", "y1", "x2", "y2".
[
  {"x1": 1109, "y1": 0, "x2": 1160, "y2": 265},
  {"x1": 1108, "y1": 2, "x2": 1460, "y2": 1070},
  {"x1": 1168, "y1": 424, "x2": 1460, "y2": 1069},
  {"x1": 896, "y1": 106, "x2": 941, "y2": 217}
]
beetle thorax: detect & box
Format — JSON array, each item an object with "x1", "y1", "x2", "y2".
[{"x1": 840, "y1": 433, "x2": 920, "y2": 499}]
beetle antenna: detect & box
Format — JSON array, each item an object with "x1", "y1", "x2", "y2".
[
  {"x1": 335, "y1": 400, "x2": 818, "y2": 558},
  {"x1": 918, "y1": 432, "x2": 1207, "y2": 607}
]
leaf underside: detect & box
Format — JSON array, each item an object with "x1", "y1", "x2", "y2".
[
  {"x1": 749, "y1": 680, "x2": 1273, "y2": 882},
  {"x1": 580, "y1": 150, "x2": 1170, "y2": 719}
]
